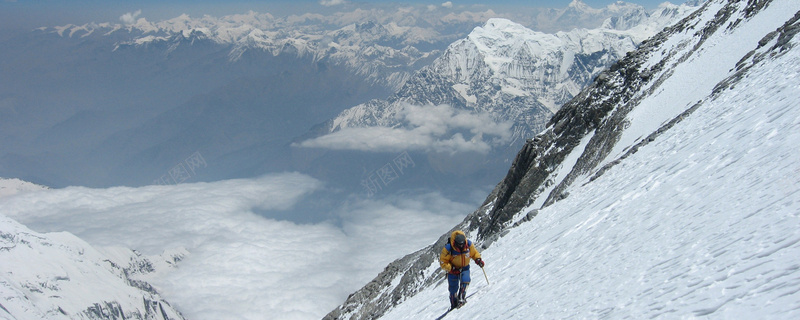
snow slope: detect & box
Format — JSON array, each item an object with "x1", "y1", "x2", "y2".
[
  {"x1": 0, "y1": 215, "x2": 186, "y2": 319},
  {"x1": 378, "y1": 1, "x2": 800, "y2": 319}
]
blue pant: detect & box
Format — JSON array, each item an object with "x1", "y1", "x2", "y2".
[{"x1": 448, "y1": 265, "x2": 470, "y2": 306}]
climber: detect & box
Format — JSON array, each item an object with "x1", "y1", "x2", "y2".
[{"x1": 439, "y1": 230, "x2": 484, "y2": 310}]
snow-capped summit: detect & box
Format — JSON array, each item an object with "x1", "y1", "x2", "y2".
[
  {"x1": 440, "y1": 17, "x2": 636, "y2": 111},
  {"x1": 567, "y1": 0, "x2": 599, "y2": 13},
  {"x1": 603, "y1": 1, "x2": 694, "y2": 41},
  {"x1": 462, "y1": 18, "x2": 562, "y2": 78},
  {"x1": 548, "y1": 0, "x2": 647, "y2": 31},
  {"x1": 599, "y1": 1, "x2": 650, "y2": 29}
]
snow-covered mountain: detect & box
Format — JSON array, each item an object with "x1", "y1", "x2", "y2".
[
  {"x1": 325, "y1": 0, "x2": 800, "y2": 318},
  {"x1": 46, "y1": 1, "x2": 686, "y2": 92},
  {"x1": 528, "y1": 0, "x2": 692, "y2": 33},
  {"x1": 552, "y1": 0, "x2": 647, "y2": 31},
  {"x1": 0, "y1": 178, "x2": 49, "y2": 198},
  {"x1": 106, "y1": 16, "x2": 441, "y2": 91},
  {"x1": 0, "y1": 213, "x2": 187, "y2": 319},
  {"x1": 298, "y1": 2, "x2": 697, "y2": 163},
  {"x1": 1, "y1": 179, "x2": 188, "y2": 319}
]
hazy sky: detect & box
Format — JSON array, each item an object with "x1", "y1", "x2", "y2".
[{"x1": 0, "y1": 0, "x2": 683, "y2": 30}]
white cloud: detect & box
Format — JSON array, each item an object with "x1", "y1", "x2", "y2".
[
  {"x1": 334, "y1": 191, "x2": 471, "y2": 281},
  {"x1": 319, "y1": 0, "x2": 347, "y2": 7},
  {"x1": 297, "y1": 104, "x2": 513, "y2": 155},
  {"x1": 2, "y1": 173, "x2": 321, "y2": 254},
  {"x1": 442, "y1": 1, "x2": 454, "y2": 8},
  {"x1": 1, "y1": 173, "x2": 472, "y2": 319},
  {"x1": 120, "y1": 10, "x2": 142, "y2": 25}
]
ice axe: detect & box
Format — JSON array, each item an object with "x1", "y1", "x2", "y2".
[{"x1": 480, "y1": 265, "x2": 489, "y2": 285}]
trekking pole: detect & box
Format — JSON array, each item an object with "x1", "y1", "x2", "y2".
[{"x1": 480, "y1": 265, "x2": 489, "y2": 285}]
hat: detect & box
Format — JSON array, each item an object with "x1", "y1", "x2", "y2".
[{"x1": 453, "y1": 233, "x2": 466, "y2": 249}]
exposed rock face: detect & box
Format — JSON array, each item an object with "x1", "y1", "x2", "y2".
[{"x1": 324, "y1": 0, "x2": 800, "y2": 319}]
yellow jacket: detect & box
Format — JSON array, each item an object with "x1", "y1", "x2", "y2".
[{"x1": 440, "y1": 230, "x2": 481, "y2": 272}]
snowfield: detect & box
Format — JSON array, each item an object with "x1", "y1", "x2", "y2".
[{"x1": 380, "y1": 4, "x2": 800, "y2": 319}]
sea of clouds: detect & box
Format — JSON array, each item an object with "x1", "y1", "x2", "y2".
[{"x1": 1, "y1": 172, "x2": 473, "y2": 319}]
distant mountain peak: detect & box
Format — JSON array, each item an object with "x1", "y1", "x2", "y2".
[
  {"x1": 0, "y1": 178, "x2": 49, "y2": 198},
  {"x1": 310, "y1": 2, "x2": 698, "y2": 152},
  {"x1": 563, "y1": 0, "x2": 601, "y2": 16},
  {"x1": 568, "y1": 0, "x2": 592, "y2": 10}
]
